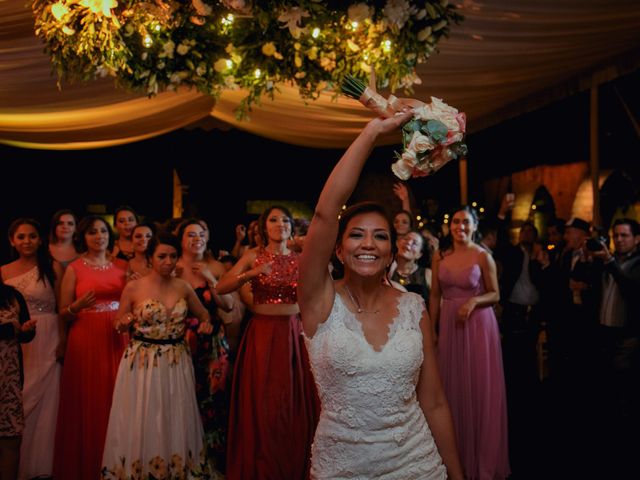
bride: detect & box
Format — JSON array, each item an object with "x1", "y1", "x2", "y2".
[{"x1": 298, "y1": 110, "x2": 464, "y2": 479}]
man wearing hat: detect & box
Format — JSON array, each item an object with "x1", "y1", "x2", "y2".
[{"x1": 547, "y1": 217, "x2": 600, "y2": 389}]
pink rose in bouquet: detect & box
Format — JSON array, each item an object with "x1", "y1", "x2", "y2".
[{"x1": 341, "y1": 75, "x2": 467, "y2": 180}]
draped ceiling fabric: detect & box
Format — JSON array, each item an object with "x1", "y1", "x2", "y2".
[{"x1": 1, "y1": 0, "x2": 640, "y2": 150}]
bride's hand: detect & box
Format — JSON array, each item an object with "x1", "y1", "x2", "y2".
[{"x1": 367, "y1": 109, "x2": 414, "y2": 136}]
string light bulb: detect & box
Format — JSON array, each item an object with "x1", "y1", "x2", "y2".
[
  {"x1": 312, "y1": 27, "x2": 320, "y2": 38},
  {"x1": 142, "y1": 34, "x2": 153, "y2": 48},
  {"x1": 254, "y1": 68, "x2": 261, "y2": 78}
]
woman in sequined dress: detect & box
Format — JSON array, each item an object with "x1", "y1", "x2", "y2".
[
  {"x1": 217, "y1": 205, "x2": 319, "y2": 480},
  {"x1": 53, "y1": 215, "x2": 128, "y2": 480}
]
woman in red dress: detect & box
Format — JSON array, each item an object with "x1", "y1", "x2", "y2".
[
  {"x1": 217, "y1": 205, "x2": 319, "y2": 480},
  {"x1": 53, "y1": 215, "x2": 128, "y2": 480}
]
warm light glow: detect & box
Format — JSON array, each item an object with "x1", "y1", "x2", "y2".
[
  {"x1": 51, "y1": 2, "x2": 70, "y2": 21},
  {"x1": 471, "y1": 201, "x2": 477, "y2": 207},
  {"x1": 33, "y1": 0, "x2": 460, "y2": 118},
  {"x1": 444, "y1": 214, "x2": 449, "y2": 219},
  {"x1": 531, "y1": 204, "x2": 537, "y2": 210},
  {"x1": 79, "y1": 0, "x2": 116, "y2": 17},
  {"x1": 479, "y1": 207, "x2": 485, "y2": 213},
  {"x1": 416, "y1": 215, "x2": 422, "y2": 221},
  {"x1": 418, "y1": 221, "x2": 424, "y2": 228},
  {"x1": 225, "y1": 59, "x2": 233, "y2": 69},
  {"x1": 444, "y1": 219, "x2": 449, "y2": 224}
]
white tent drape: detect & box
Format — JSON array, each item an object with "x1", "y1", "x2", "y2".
[{"x1": 1, "y1": 0, "x2": 639, "y2": 150}]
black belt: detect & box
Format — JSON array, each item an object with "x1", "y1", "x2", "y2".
[{"x1": 132, "y1": 335, "x2": 184, "y2": 345}]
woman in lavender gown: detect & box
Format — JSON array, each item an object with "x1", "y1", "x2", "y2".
[{"x1": 430, "y1": 205, "x2": 510, "y2": 480}]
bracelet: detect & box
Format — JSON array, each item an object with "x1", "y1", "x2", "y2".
[{"x1": 67, "y1": 304, "x2": 77, "y2": 316}]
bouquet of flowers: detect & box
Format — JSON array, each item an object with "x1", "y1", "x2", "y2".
[{"x1": 341, "y1": 75, "x2": 467, "y2": 180}]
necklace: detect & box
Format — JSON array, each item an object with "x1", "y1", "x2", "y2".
[
  {"x1": 395, "y1": 262, "x2": 417, "y2": 286},
  {"x1": 343, "y1": 283, "x2": 380, "y2": 315},
  {"x1": 81, "y1": 255, "x2": 112, "y2": 271}
]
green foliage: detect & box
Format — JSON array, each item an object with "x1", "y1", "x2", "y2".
[{"x1": 33, "y1": 0, "x2": 463, "y2": 118}]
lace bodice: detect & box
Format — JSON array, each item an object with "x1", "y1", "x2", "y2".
[
  {"x1": 5, "y1": 267, "x2": 56, "y2": 315},
  {"x1": 305, "y1": 292, "x2": 446, "y2": 479}
]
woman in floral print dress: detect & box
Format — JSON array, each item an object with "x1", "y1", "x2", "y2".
[
  {"x1": 175, "y1": 219, "x2": 234, "y2": 475},
  {"x1": 0, "y1": 281, "x2": 34, "y2": 480},
  {"x1": 101, "y1": 233, "x2": 215, "y2": 480}
]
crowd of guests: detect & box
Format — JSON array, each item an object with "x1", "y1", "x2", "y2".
[{"x1": 1, "y1": 143, "x2": 638, "y2": 478}]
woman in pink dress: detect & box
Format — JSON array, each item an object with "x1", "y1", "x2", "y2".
[
  {"x1": 1, "y1": 218, "x2": 62, "y2": 480},
  {"x1": 53, "y1": 215, "x2": 128, "y2": 480},
  {"x1": 217, "y1": 205, "x2": 319, "y2": 480},
  {"x1": 430, "y1": 206, "x2": 510, "y2": 480}
]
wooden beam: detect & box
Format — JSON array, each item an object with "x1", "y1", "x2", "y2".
[
  {"x1": 459, "y1": 157, "x2": 468, "y2": 205},
  {"x1": 590, "y1": 81, "x2": 600, "y2": 227},
  {"x1": 172, "y1": 169, "x2": 183, "y2": 219}
]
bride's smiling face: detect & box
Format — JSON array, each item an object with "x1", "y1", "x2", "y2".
[{"x1": 337, "y1": 212, "x2": 393, "y2": 277}]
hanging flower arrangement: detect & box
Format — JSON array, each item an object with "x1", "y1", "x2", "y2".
[{"x1": 33, "y1": 0, "x2": 463, "y2": 118}]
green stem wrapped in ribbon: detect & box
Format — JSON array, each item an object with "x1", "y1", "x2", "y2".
[{"x1": 340, "y1": 74, "x2": 468, "y2": 180}]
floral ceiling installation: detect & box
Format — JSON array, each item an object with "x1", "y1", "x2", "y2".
[{"x1": 33, "y1": 0, "x2": 463, "y2": 118}]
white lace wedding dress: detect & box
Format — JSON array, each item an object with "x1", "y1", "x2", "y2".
[{"x1": 305, "y1": 292, "x2": 446, "y2": 480}]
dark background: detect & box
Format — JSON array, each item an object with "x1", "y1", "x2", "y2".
[
  {"x1": 0, "y1": 68, "x2": 638, "y2": 478},
  {"x1": 0, "y1": 69, "x2": 638, "y2": 260}
]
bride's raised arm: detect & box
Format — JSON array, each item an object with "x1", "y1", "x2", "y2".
[{"x1": 298, "y1": 110, "x2": 413, "y2": 337}]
